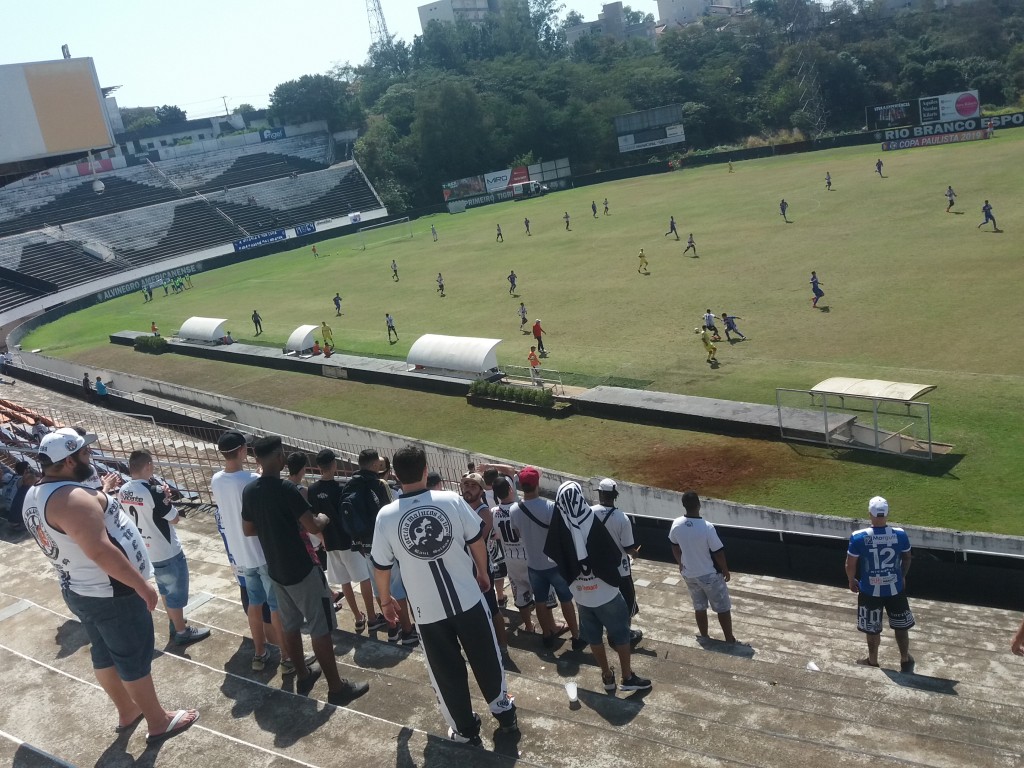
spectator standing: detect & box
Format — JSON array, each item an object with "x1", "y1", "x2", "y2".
[
  {"x1": 510, "y1": 466, "x2": 584, "y2": 650},
  {"x1": 5, "y1": 461, "x2": 37, "y2": 531},
  {"x1": 845, "y1": 496, "x2": 915, "y2": 672},
  {"x1": 546, "y1": 482, "x2": 651, "y2": 693},
  {"x1": 23, "y1": 428, "x2": 199, "y2": 744},
  {"x1": 252, "y1": 310, "x2": 263, "y2": 336},
  {"x1": 462, "y1": 473, "x2": 510, "y2": 654},
  {"x1": 119, "y1": 451, "x2": 211, "y2": 646},
  {"x1": 210, "y1": 431, "x2": 289, "y2": 672},
  {"x1": 82, "y1": 373, "x2": 92, "y2": 401},
  {"x1": 241, "y1": 436, "x2": 369, "y2": 705},
  {"x1": 668, "y1": 492, "x2": 737, "y2": 643},
  {"x1": 95, "y1": 377, "x2": 110, "y2": 404},
  {"x1": 308, "y1": 449, "x2": 375, "y2": 632},
  {"x1": 371, "y1": 445, "x2": 518, "y2": 745},
  {"x1": 491, "y1": 477, "x2": 534, "y2": 632},
  {"x1": 591, "y1": 478, "x2": 642, "y2": 647}
]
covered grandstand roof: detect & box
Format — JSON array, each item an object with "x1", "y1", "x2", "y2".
[{"x1": 810, "y1": 378, "x2": 936, "y2": 401}]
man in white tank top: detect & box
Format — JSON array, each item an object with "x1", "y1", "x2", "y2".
[{"x1": 23, "y1": 427, "x2": 199, "y2": 745}]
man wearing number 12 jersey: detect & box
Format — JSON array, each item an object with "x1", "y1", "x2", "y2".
[{"x1": 845, "y1": 496, "x2": 915, "y2": 673}]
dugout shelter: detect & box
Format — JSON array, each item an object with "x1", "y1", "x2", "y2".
[
  {"x1": 285, "y1": 325, "x2": 320, "y2": 354},
  {"x1": 178, "y1": 317, "x2": 228, "y2": 344},
  {"x1": 407, "y1": 335, "x2": 501, "y2": 380}
]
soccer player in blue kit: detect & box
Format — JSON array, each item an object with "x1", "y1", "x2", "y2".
[{"x1": 845, "y1": 496, "x2": 915, "y2": 673}]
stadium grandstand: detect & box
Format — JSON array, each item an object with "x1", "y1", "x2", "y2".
[{"x1": 0, "y1": 129, "x2": 385, "y2": 318}]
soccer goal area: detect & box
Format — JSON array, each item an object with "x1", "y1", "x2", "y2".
[
  {"x1": 353, "y1": 217, "x2": 414, "y2": 251},
  {"x1": 775, "y1": 378, "x2": 953, "y2": 460}
]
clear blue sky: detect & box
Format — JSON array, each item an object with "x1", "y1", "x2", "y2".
[{"x1": 0, "y1": 0, "x2": 624, "y2": 119}]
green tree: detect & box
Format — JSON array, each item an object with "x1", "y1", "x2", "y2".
[
  {"x1": 155, "y1": 105, "x2": 187, "y2": 125},
  {"x1": 269, "y1": 74, "x2": 363, "y2": 131}
]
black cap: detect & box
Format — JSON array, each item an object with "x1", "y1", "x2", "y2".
[{"x1": 217, "y1": 430, "x2": 248, "y2": 453}]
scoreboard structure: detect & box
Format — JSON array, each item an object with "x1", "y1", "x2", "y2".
[{"x1": 613, "y1": 105, "x2": 686, "y2": 153}]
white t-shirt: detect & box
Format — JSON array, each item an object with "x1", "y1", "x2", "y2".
[
  {"x1": 592, "y1": 504, "x2": 634, "y2": 577},
  {"x1": 210, "y1": 469, "x2": 265, "y2": 569},
  {"x1": 371, "y1": 488, "x2": 485, "y2": 625},
  {"x1": 571, "y1": 572, "x2": 620, "y2": 608},
  {"x1": 491, "y1": 502, "x2": 527, "y2": 561},
  {"x1": 668, "y1": 515, "x2": 724, "y2": 579},
  {"x1": 510, "y1": 496, "x2": 556, "y2": 569},
  {"x1": 118, "y1": 479, "x2": 181, "y2": 564}
]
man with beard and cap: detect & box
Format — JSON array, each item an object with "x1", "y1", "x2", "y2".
[
  {"x1": 545, "y1": 481, "x2": 652, "y2": 694},
  {"x1": 591, "y1": 478, "x2": 642, "y2": 648},
  {"x1": 23, "y1": 427, "x2": 200, "y2": 744}
]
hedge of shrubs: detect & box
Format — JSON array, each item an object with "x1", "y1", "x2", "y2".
[
  {"x1": 469, "y1": 379, "x2": 555, "y2": 408},
  {"x1": 134, "y1": 335, "x2": 170, "y2": 354}
]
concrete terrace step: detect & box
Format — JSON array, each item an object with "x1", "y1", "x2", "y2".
[{"x1": 5, "y1": 523, "x2": 1024, "y2": 767}]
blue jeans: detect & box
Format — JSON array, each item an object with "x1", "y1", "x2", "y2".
[
  {"x1": 152, "y1": 550, "x2": 190, "y2": 610},
  {"x1": 577, "y1": 593, "x2": 631, "y2": 647},
  {"x1": 242, "y1": 563, "x2": 279, "y2": 612},
  {"x1": 528, "y1": 565, "x2": 573, "y2": 604},
  {"x1": 63, "y1": 589, "x2": 154, "y2": 681}
]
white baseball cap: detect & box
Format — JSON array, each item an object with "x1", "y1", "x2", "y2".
[
  {"x1": 598, "y1": 478, "x2": 617, "y2": 492},
  {"x1": 39, "y1": 427, "x2": 97, "y2": 463},
  {"x1": 868, "y1": 496, "x2": 889, "y2": 516}
]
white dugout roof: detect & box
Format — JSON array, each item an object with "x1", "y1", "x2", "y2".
[
  {"x1": 407, "y1": 334, "x2": 501, "y2": 374},
  {"x1": 811, "y1": 378, "x2": 936, "y2": 402},
  {"x1": 178, "y1": 316, "x2": 227, "y2": 342}
]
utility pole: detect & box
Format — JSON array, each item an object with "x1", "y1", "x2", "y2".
[{"x1": 222, "y1": 96, "x2": 229, "y2": 117}]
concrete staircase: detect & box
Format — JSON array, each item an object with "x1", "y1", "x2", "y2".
[{"x1": 2, "y1": 508, "x2": 1023, "y2": 767}]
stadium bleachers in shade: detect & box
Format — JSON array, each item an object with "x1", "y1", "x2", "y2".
[
  {"x1": 119, "y1": 201, "x2": 243, "y2": 266},
  {"x1": 0, "y1": 285, "x2": 41, "y2": 315},
  {"x1": 15, "y1": 241, "x2": 123, "y2": 290}
]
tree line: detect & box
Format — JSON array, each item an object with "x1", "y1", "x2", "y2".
[{"x1": 269, "y1": 0, "x2": 1024, "y2": 209}]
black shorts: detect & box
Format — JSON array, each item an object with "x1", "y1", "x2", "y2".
[{"x1": 857, "y1": 593, "x2": 915, "y2": 634}]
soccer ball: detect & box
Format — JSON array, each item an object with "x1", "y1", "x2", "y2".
[{"x1": 694, "y1": 328, "x2": 701, "y2": 334}]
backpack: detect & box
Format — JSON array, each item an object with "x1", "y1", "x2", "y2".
[{"x1": 339, "y1": 473, "x2": 385, "y2": 543}]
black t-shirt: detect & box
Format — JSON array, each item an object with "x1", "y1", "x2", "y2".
[
  {"x1": 241, "y1": 476, "x2": 315, "y2": 586},
  {"x1": 307, "y1": 478, "x2": 350, "y2": 551}
]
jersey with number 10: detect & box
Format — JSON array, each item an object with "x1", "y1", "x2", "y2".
[{"x1": 847, "y1": 525, "x2": 911, "y2": 597}]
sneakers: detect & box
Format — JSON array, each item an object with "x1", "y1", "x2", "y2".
[
  {"x1": 493, "y1": 702, "x2": 519, "y2": 734},
  {"x1": 354, "y1": 614, "x2": 367, "y2": 633},
  {"x1": 367, "y1": 613, "x2": 389, "y2": 632},
  {"x1": 251, "y1": 651, "x2": 270, "y2": 672},
  {"x1": 620, "y1": 672, "x2": 652, "y2": 691},
  {"x1": 448, "y1": 714, "x2": 482, "y2": 746},
  {"x1": 172, "y1": 625, "x2": 211, "y2": 646},
  {"x1": 296, "y1": 662, "x2": 322, "y2": 696},
  {"x1": 400, "y1": 630, "x2": 419, "y2": 647},
  {"x1": 327, "y1": 678, "x2": 370, "y2": 706},
  {"x1": 570, "y1": 636, "x2": 588, "y2": 652},
  {"x1": 387, "y1": 624, "x2": 401, "y2": 643},
  {"x1": 602, "y1": 669, "x2": 617, "y2": 692}
]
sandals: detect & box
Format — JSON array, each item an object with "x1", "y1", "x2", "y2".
[
  {"x1": 114, "y1": 712, "x2": 144, "y2": 733},
  {"x1": 146, "y1": 709, "x2": 199, "y2": 746},
  {"x1": 354, "y1": 614, "x2": 367, "y2": 633}
]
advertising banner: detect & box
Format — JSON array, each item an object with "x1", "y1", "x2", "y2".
[
  {"x1": 259, "y1": 127, "x2": 287, "y2": 142},
  {"x1": 441, "y1": 174, "x2": 486, "y2": 201},
  {"x1": 233, "y1": 229, "x2": 286, "y2": 252},
  {"x1": 918, "y1": 90, "x2": 979, "y2": 124},
  {"x1": 484, "y1": 168, "x2": 512, "y2": 193},
  {"x1": 881, "y1": 129, "x2": 988, "y2": 151},
  {"x1": 294, "y1": 222, "x2": 316, "y2": 237},
  {"x1": 617, "y1": 124, "x2": 686, "y2": 153},
  {"x1": 509, "y1": 166, "x2": 529, "y2": 186},
  {"x1": 865, "y1": 101, "x2": 915, "y2": 131}
]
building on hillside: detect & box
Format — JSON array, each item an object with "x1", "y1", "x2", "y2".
[
  {"x1": 418, "y1": 0, "x2": 501, "y2": 31},
  {"x1": 870, "y1": 0, "x2": 976, "y2": 13},
  {"x1": 564, "y1": 2, "x2": 657, "y2": 45},
  {"x1": 657, "y1": 0, "x2": 749, "y2": 27}
]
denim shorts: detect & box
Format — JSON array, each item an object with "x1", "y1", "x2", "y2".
[
  {"x1": 364, "y1": 554, "x2": 407, "y2": 601},
  {"x1": 152, "y1": 550, "x2": 190, "y2": 610},
  {"x1": 63, "y1": 589, "x2": 154, "y2": 681},
  {"x1": 684, "y1": 572, "x2": 732, "y2": 613},
  {"x1": 242, "y1": 563, "x2": 279, "y2": 612},
  {"x1": 577, "y1": 592, "x2": 631, "y2": 648},
  {"x1": 528, "y1": 565, "x2": 573, "y2": 604}
]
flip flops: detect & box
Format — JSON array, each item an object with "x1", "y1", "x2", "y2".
[
  {"x1": 146, "y1": 709, "x2": 199, "y2": 746},
  {"x1": 900, "y1": 655, "x2": 916, "y2": 674},
  {"x1": 855, "y1": 658, "x2": 880, "y2": 668},
  {"x1": 114, "y1": 712, "x2": 144, "y2": 733}
]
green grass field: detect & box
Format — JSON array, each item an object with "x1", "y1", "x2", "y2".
[{"x1": 24, "y1": 133, "x2": 1024, "y2": 533}]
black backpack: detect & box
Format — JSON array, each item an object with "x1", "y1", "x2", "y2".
[{"x1": 339, "y1": 473, "x2": 385, "y2": 542}]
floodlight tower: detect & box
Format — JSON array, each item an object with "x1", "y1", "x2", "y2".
[{"x1": 366, "y1": 0, "x2": 392, "y2": 48}]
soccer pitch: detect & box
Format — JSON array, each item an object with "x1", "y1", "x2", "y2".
[{"x1": 24, "y1": 132, "x2": 1024, "y2": 532}]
